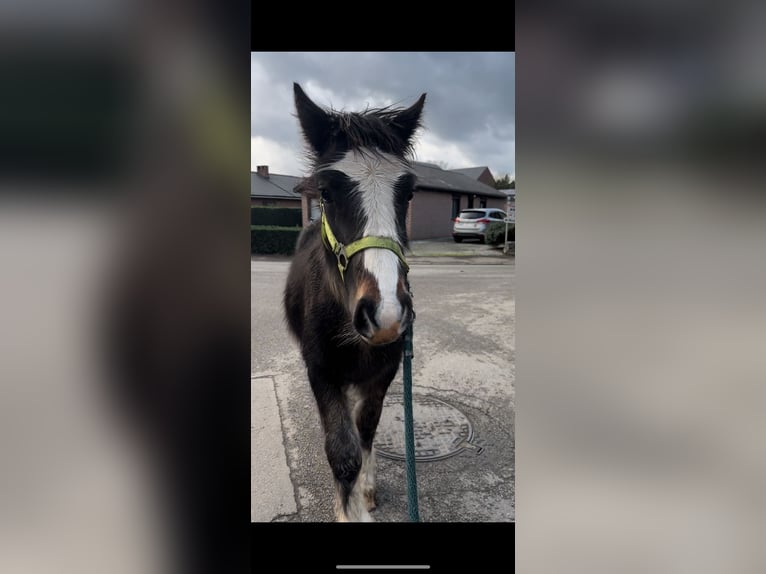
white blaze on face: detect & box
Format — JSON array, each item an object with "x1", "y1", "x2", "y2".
[{"x1": 328, "y1": 149, "x2": 408, "y2": 330}]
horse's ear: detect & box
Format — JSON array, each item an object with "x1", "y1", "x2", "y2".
[
  {"x1": 391, "y1": 93, "x2": 427, "y2": 146},
  {"x1": 294, "y1": 83, "x2": 332, "y2": 155}
]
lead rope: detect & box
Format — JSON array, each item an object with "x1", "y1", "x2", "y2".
[{"x1": 402, "y1": 283, "x2": 420, "y2": 522}]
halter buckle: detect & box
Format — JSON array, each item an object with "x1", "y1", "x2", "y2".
[
  {"x1": 333, "y1": 243, "x2": 349, "y2": 278},
  {"x1": 335, "y1": 245, "x2": 348, "y2": 270}
]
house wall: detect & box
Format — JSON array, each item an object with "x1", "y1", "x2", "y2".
[
  {"x1": 301, "y1": 193, "x2": 310, "y2": 227},
  {"x1": 405, "y1": 197, "x2": 413, "y2": 240},
  {"x1": 409, "y1": 190, "x2": 454, "y2": 240},
  {"x1": 486, "y1": 197, "x2": 508, "y2": 210},
  {"x1": 250, "y1": 197, "x2": 301, "y2": 209},
  {"x1": 409, "y1": 190, "x2": 511, "y2": 240},
  {"x1": 477, "y1": 169, "x2": 496, "y2": 188},
  {"x1": 301, "y1": 191, "x2": 322, "y2": 227}
]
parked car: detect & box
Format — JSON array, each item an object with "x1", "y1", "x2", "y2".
[{"x1": 452, "y1": 208, "x2": 507, "y2": 243}]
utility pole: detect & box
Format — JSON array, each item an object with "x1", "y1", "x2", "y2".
[{"x1": 503, "y1": 192, "x2": 511, "y2": 255}]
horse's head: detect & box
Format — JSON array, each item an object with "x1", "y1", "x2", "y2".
[{"x1": 294, "y1": 83, "x2": 426, "y2": 346}]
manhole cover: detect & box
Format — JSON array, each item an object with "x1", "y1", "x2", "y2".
[{"x1": 375, "y1": 394, "x2": 479, "y2": 461}]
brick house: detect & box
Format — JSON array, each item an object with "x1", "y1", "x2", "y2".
[
  {"x1": 450, "y1": 166, "x2": 498, "y2": 188},
  {"x1": 408, "y1": 162, "x2": 508, "y2": 239},
  {"x1": 250, "y1": 165, "x2": 302, "y2": 208},
  {"x1": 255, "y1": 162, "x2": 515, "y2": 239}
]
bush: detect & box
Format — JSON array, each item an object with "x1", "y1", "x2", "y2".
[
  {"x1": 251, "y1": 225, "x2": 301, "y2": 255},
  {"x1": 251, "y1": 206, "x2": 302, "y2": 227},
  {"x1": 485, "y1": 222, "x2": 515, "y2": 245}
]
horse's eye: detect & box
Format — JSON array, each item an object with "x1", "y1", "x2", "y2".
[{"x1": 320, "y1": 188, "x2": 332, "y2": 202}]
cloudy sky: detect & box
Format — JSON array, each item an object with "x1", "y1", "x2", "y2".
[{"x1": 251, "y1": 52, "x2": 515, "y2": 180}]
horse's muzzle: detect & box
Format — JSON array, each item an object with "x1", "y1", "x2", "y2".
[{"x1": 353, "y1": 295, "x2": 413, "y2": 346}]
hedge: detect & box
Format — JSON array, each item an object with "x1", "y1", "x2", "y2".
[
  {"x1": 251, "y1": 206, "x2": 302, "y2": 227},
  {"x1": 251, "y1": 225, "x2": 301, "y2": 255},
  {"x1": 485, "y1": 221, "x2": 515, "y2": 245}
]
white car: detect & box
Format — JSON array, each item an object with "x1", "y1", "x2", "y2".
[{"x1": 452, "y1": 208, "x2": 507, "y2": 243}]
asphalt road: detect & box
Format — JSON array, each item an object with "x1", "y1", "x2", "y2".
[{"x1": 251, "y1": 258, "x2": 515, "y2": 522}]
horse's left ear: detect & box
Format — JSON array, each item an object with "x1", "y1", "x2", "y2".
[
  {"x1": 294, "y1": 82, "x2": 333, "y2": 155},
  {"x1": 392, "y1": 93, "x2": 427, "y2": 145}
]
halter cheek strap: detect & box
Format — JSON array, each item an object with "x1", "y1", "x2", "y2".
[{"x1": 319, "y1": 201, "x2": 410, "y2": 281}]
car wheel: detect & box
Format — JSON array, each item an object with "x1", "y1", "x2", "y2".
[{"x1": 453, "y1": 236, "x2": 463, "y2": 243}]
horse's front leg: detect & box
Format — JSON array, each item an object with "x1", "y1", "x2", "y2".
[
  {"x1": 351, "y1": 384, "x2": 388, "y2": 513},
  {"x1": 309, "y1": 371, "x2": 372, "y2": 522}
]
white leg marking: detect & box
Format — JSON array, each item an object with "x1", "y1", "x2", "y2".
[
  {"x1": 334, "y1": 484, "x2": 348, "y2": 522},
  {"x1": 345, "y1": 385, "x2": 364, "y2": 421},
  {"x1": 348, "y1": 480, "x2": 374, "y2": 522},
  {"x1": 335, "y1": 477, "x2": 373, "y2": 522},
  {"x1": 337, "y1": 385, "x2": 374, "y2": 522},
  {"x1": 361, "y1": 446, "x2": 377, "y2": 511}
]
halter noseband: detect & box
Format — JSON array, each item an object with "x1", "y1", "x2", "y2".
[{"x1": 319, "y1": 200, "x2": 409, "y2": 281}]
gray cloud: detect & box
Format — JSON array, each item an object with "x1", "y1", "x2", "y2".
[{"x1": 251, "y1": 52, "x2": 515, "y2": 179}]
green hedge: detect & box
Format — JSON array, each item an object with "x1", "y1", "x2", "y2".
[
  {"x1": 485, "y1": 221, "x2": 515, "y2": 245},
  {"x1": 251, "y1": 206, "x2": 302, "y2": 227},
  {"x1": 251, "y1": 225, "x2": 301, "y2": 255}
]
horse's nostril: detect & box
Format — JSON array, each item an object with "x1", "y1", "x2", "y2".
[{"x1": 353, "y1": 298, "x2": 378, "y2": 337}]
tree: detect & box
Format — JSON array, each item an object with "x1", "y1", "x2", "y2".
[{"x1": 494, "y1": 173, "x2": 514, "y2": 190}]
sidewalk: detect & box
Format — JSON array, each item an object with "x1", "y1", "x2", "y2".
[{"x1": 407, "y1": 237, "x2": 513, "y2": 264}]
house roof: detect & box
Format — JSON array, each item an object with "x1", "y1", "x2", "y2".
[
  {"x1": 449, "y1": 166, "x2": 490, "y2": 180},
  {"x1": 253, "y1": 163, "x2": 508, "y2": 200},
  {"x1": 251, "y1": 172, "x2": 302, "y2": 200},
  {"x1": 412, "y1": 162, "x2": 507, "y2": 198}
]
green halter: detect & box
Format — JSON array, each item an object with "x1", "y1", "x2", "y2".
[{"x1": 319, "y1": 201, "x2": 409, "y2": 281}]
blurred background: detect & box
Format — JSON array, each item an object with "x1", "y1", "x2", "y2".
[
  {"x1": 2, "y1": 0, "x2": 766, "y2": 571},
  {"x1": 517, "y1": 1, "x2": 766, "y2": 573},
  {"x1": 0, "y1": 1, "x2": 250, "y2": 573}
]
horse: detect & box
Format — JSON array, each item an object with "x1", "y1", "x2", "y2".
[{"x1": 284, "y1": 83, "x2": 426, "y2": 522}]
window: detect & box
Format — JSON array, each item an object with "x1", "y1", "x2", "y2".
[
  {"x1": 467, "y1": 195, "x2": 474, "y2": 209},
  {"x1": 451, "y1": 195, "x2": 461, "y2": 219},
  {"x1": 480, "y1": 197, "x2": 487, "y2": 208}
]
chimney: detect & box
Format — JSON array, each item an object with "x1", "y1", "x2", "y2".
[{"x1": 256, "y1": 165, "x2": 269, "y2": 178}]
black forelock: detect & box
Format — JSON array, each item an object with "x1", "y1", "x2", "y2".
[{"x1": 325, "y1": 105, "x2": 420, "y2": 158}]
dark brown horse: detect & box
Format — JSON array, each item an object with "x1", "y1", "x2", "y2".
[{"x1": 284, "y1": 83, "x2": 425, "y2": 521}]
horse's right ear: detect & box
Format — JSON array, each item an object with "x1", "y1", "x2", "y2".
[
  {"x1": 294, "y1": 83, "x2": 332, "y2": 155},
  {"x1": 391, "y1": 93, "x2": 427, "y2": 147}
]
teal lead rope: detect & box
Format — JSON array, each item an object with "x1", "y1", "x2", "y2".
[{"x1": 402, "y1": 317, "x2": 420, "y2": 522}]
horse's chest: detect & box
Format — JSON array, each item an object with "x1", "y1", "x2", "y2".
[{"x1": 331, "y1": 344, "x2": 402, "y2": 385}]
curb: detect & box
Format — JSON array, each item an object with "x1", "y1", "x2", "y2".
[{"x1": 408, "y1": 256, "x2": 512, "y2": 265}]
